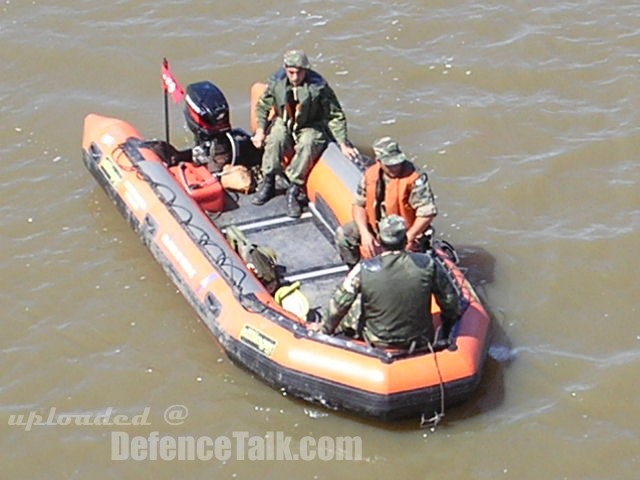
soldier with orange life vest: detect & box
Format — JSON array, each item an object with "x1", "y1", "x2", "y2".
[{"x1": 335, "y1": 137, "x2": 438, "y2": 267}]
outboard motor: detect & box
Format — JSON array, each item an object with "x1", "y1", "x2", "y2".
[
  {"x1": 184, "y1": 81, "x2": 234, "y2": 172},
  {"x1": 185, "y1": 81, "x2": 231, "y2": 139}
]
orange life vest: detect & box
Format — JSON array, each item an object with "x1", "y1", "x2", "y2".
[{"x1": 364, "y1": 162, "x2": 419, "y2": 233}]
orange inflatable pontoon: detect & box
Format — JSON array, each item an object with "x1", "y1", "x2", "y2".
[{"x1": 81, "y1": 88, "x2": 490, "y2": 421}]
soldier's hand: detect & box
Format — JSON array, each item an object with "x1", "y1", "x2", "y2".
[
  {"x1": 308, "y1": 322, "x2": 323, "y2": 333},
  {"x1": 339, "y1": 143, "x2": 359, "y2": 161},
  {"x1": 361, "y1": 230, "x2": 377, "y2": 258},
  {"x1": 252, "y1": 130, "x2": 266, "y2": 149}
]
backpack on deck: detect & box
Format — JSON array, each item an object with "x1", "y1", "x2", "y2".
[
  {"x1": 225, "y1": 225, "x2": 279, "y2": 294},
  {"x1": 219, "y1": 164, "x2": 255, "y2": 194}
]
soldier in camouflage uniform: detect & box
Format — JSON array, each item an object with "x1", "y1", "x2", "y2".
[
  {"x1": 316, "y1": 215, "x2": 461, "y2": 348},
  {"x1": 335, "y1": 137, "x2": 438, "y2": 267},
  {"x1": 251, "y1": 49, "x2": 358, "y2": 218}
]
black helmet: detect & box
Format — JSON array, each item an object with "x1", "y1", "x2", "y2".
[{"x1": 184, "y1": 81, "x2": 230, "y2": 141}]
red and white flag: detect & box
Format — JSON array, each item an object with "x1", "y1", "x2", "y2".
[{"x1": 161, "y1": 58, "x2": 185, "y2": 104}]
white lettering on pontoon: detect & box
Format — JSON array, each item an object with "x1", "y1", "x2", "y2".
[
  {"x1": 123, "y1": 181, "x2": 147, "y2": 212},
  {"x1": 161, "y1": 234, "x2": 197, "y2": 279}
]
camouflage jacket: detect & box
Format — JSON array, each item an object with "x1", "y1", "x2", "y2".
[
  {"x1": 255, "y1": 68, "x2": 349, "y2": 144},
  {"x1": 323, "y1": 250, "x2": 461, "y2": 347}
]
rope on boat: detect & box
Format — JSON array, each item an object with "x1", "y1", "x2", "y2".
[
  {"x1": 118, "y1": 140, "x2": 252, "y2": 297},
  {"x1": 418, "y1": 244, "x2": 475, "y2": 429},
  {"x1": 112, "y1": 144, "x2": 139, "y2": 174},
  {"x1": 420, "y1": 337, "x2": 446, "y2": 430}
]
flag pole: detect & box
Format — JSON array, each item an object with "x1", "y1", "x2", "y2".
[{"x1": 162, "y1": 57, "x2": 171, "y2": 146}]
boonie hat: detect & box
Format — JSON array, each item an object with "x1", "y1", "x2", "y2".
[
  {"x1": 372, "y1": 137, "x2": 407, "y2": 166},
  {"x1": 283, "y1": 49, "x2": 311, "y2": 69},
  {"x1": 378, "y1": 215, "x2": 407, "y2": 246}
]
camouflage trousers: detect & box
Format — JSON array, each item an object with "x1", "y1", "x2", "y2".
[
  {"x1": 335, "y1": 220, "x2": 434, "y2": 267},
  {"x1": 332, "y1": 293, "x2": 363, "y2": 337},
  {"x1": 261, "y1": 118, "x2": 326, "y2": 186},
  {"x1": 334, "y1": 221, "x2": 363, "y2": 268}
]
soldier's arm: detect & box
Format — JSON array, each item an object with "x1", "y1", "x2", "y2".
[
  {"x1": 252, "y1": 81, "x2": 278, "y2": 148},
  {"x1": 406, "y1": 216, "x2": 435, "y2": 247},
  {"x1": 407, "y1": 169, "x2": 438, "y2": 244},
  {"x1": 409, "y1": 170, "x2": 438, "y2": 218},
  {"x1": 255, "y1": 82, "x2": 277, "y2": 131},
  {"x1": 432, "y1": 257, "x2": 462, "y2": 337},
  {"x1": 321, "y1": 84, "x2": 349, "y2": 145},
  {"x1": 321, "y1": 264, "x2": 361, "y2": 334}
]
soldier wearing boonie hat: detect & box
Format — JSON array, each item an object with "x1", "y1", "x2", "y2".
[
  {"x1": 372, "y1": 136, "x2": 408, "y2": 167},
  {"x1": 377, "y1": 214, "x2": 407, "y2": 247},
  {"x1": 252, "y1": 48, "x2": 359, "y2": 218},
  {"x1": 317, "y1": 213, "x2": 462, "y2": 349},
  {"x1": 283, "y1": 49, "x2": 311, "y2": 69},
  {"x1": 334, "y1": 137, "x2": 438, "y2": 267}
]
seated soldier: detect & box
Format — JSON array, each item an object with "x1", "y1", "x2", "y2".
[
  {"x1": 335, "y1": 137, "x2": 438, "y2": 267},
  {"x1": 251, "y1": 49, "x2": 358, "y2": 218},
  {"x1": 315, "y1": 215, "x2": 461, "y2": 349}
]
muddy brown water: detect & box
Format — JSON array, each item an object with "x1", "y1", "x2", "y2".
[{"x1": 2, "y1": 1, "x2": 639, "y2": 478}]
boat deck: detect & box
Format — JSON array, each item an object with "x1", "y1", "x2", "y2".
[{"x1": 212, "y1": 184, "x2": 348, "y2": 315}]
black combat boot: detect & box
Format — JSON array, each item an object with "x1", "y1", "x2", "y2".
[
  {"x1": 252, "y1": 174, "x2": 275, "y2": 205},
  {"x1": 286, "y1": 184, "x2": 302, "y2": 218}
]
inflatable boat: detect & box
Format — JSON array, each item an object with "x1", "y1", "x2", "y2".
[{"x1": 81, "y1": 82, "x2": 490, "y2": 421}]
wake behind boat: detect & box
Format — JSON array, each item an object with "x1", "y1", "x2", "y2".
[{"x1": 81, "y1": 70, "x2": 491, "y2": 421}]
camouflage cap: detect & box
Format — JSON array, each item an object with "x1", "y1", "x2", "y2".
[
  {"x1": 283, "y1": 49, "x2": 311, "y2": 69},
  {"x1": 372, "y1": 137, "x2": 407, "y2": 166},
  {"x1": 378, "y1": 214, "x2": 407, "y2": 246}
]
